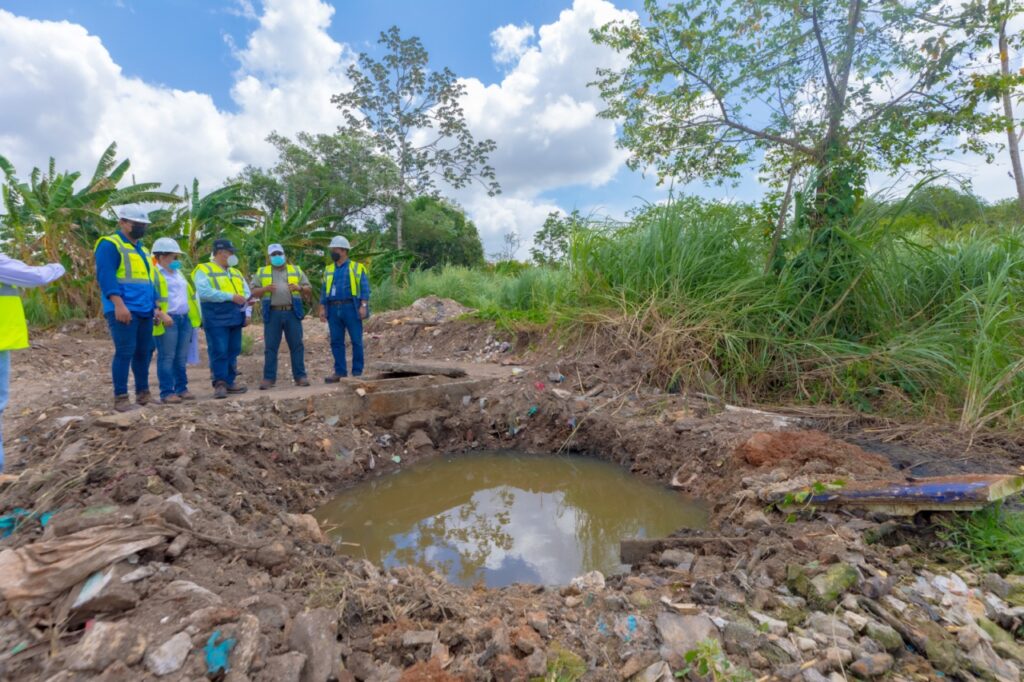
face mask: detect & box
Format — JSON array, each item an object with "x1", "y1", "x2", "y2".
[
  {"x1": 330, "y1": 251, "x2": 342, "y2": 262},
  {"x1": 270, "y1": 255, "x2": 286, "y2": 267},
  {"x1": 169, "y1": 260, "x2": 182, "y2": 271},
  {"x1": 227, "y1": 255, "x2": 239, "y2": 268},
  {"x1": 128, "y1": 224, "x2": 147, "y2": 240}
]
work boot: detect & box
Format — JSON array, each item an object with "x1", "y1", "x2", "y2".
[
  {"x1": 177, "y1": 391, "x2": 196, "y2": 401},
  {"x1": 259, "y1": 379, "x2": 275, "y2": 391},
  {"x1": 295, "y1": 377, "x2": 310, "y2": 387},
  {"x1": 161, "y1": 395, "x2": 182, "y2": 405},
  {"x1": 226, "y1": 383, "x2": 248, "y2": 394},
  {"x1": 136, "y1": 390, "x2": 151, "y2": 406},
  {"x1": 113, "y1": 395, "x2": 135, "y2": 412},
  {"x1": 213, "y1": 382, "x2": 228, "y2": 399},
  {"x1": 324, "y1": 374, "x2": 343, "y2": 384}
]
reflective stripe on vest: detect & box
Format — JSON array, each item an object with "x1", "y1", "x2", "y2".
[
  {"x1": 194, "y1": 263, "x2": 245, "y2": 295},
  {"x1": 325, "y1": 261, "x2": 365, "y2": 298},
  {"x1": 257, "y1": 264, "x2": 301, "y2": 299},
  {"x1": 94, "y1": 234, "x2": 153, "y2": 285},
  {"x1": 0, "y1": 283, "x2": 29, "y2": 351}
]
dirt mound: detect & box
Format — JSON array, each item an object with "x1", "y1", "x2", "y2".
[
  {"x1": 370, "y1": 296, "x2": 472, "y2": 327},
  {"x1": 736, "y1": 430, "x2": 891, "y2": 471}
]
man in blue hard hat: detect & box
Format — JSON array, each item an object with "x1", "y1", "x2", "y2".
[
  {"x1": 94, "y1": 206, "x2": 158, "y2": 412},
  {"x1": 192, "y1": 239, "x2": 250, "y2": 399}
]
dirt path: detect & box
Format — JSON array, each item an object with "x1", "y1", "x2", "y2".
[{"x1": 2, "y1": 299, "x2": 1024, "y2": 681}]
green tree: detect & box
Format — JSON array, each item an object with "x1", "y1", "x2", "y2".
[
  {"x1": 592, "y1": 0, "x2": 991, "y2": 229},
  {"x1": 391, "y1": 196, "x2": 485, "y2": 268},
  {"x1": 332, "y1": 26, "x2": 500, "y2": 250},
  {"x1": 231, "y1": 130, "x2": 396, "y2": 223},
  {"x1": 531, "y1": 210, "x2": 583, "y2": 265}
]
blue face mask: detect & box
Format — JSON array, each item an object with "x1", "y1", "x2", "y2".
[
  {"x1": 169, "y1": 260, "x2": 182, "y2": 271},
  {"x1": 270, "y1": 255, "x2": 286, "y2": 267}
]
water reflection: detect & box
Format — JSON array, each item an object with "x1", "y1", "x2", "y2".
[{"x1": 317, "y1": 452, "x2": 707, "y2": 587}]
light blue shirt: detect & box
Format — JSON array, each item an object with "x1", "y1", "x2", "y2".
[
  {"x1": 0, "y1": 253, "x2": 65, "y2": 288},
  {"x1": 159, "y1": 265, "x2": 189, "y2": 315},
  {"x1": 193, "y1": 268, "x2": 251, "y2": 303}
]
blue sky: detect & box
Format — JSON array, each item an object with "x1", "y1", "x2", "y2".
[{"x1": 0, "y1": 0, "x2": 1013, "y2": 254}]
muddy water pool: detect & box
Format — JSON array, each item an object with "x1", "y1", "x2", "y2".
[{"x1": 317, "y1": 452, "x2": 707, "y2": 587}]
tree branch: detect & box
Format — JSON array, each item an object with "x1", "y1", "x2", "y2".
[{"x1": 812, "y1": 4, "x2": 841, "y2": 104}]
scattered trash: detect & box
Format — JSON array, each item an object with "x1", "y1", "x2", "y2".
[
  {"x1": 527, "y1": 406, "x2": 539, "y2": 417},
  {"x1": 355, "y1": 388, "x2": 367, "y2": 397},
  {"x1": 71, "y1": 568, "x2": 115, "y2": 608},
  {"x1": 511, "y1": 368, "x2": 525, "y2": 376},
  {"x1": 204, "y1": 630, "x2": 236, "y2": 675},
  {"x1": 547, "y1": 372, "x2": 565, "y2": 383},
  {"x1": 391, "y1": 455, "x2": 402, "y2": 464},
  {"x1": 325, "y1": 415, "x2": 340, "y2": 427},
  {"x1": 567, "y1": 417, "x2": 577, "y2": 429},
  {"x1": 9, "y1": 641, "x2": 27, "y2": 655},
  {"x1": 534, "y1": 382, "x2": 546, "y2": 391}
]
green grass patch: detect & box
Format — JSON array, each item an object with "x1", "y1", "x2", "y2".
[{"x1": 938, "y1": 504, "x2": 1024, "y2": 573}]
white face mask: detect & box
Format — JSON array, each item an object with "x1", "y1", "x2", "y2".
[{"x1": 227, "y1": 255, "x2": 239, "y2": 268}]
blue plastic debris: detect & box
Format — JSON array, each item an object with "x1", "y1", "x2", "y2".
[
  {"x1": 0, "y1": 508, "x2": 56, "y2": 537},
  {"x1": 204, "y1": 630, "x2": 236, "y2": 675},
  {"x1": 527, "y1": 406, "x2": 539, "y2": 417}
]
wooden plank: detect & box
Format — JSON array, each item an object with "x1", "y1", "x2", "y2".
[{"x1": 369, "y1": 361, "x2": 468, "y2": 378}]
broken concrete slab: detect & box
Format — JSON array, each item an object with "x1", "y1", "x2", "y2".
[{"x1": 368, "y1": 361, "x2": 468, "y2": 378}]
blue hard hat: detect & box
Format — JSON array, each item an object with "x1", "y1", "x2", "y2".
[
  {"x1": 211, "y1": 238, "x2": 236, "y2": 253},
  {"x1": 115, "y1": 206, "x2": 151, "y2": 224}
]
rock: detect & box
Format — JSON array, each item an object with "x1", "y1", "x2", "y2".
[
  {"x1": 527, "y1": 611, "x2": 549, "y2": 638},
  {"x1": 254, "y1": 541, "x2": 289, "y2": 568},
  {"x1": 69, "y1": 622, "x2": 147, "y2": 672},
  {"x1": 865, "y1": 622, "x2": 903, "y2": 652},
  {"x1": 823, "y1": 646, "x2": 853, "y2": 669},
  {"x1": 636, "y1": 661, "x2": 673, "y2": 682},
  {"x1": 742, "y1": 510, "x2": 770, "y2": 529},
  {"x1": 283, "y1": 514, "x2": 325, "y2": 543},
  {"x1": 346, "y1": 652, "x2": 375, "y2": 681},
  {"x1": 288, "y1": 609, "x2": 339, "y2": 682},
  {"x1": 405, "y1": 430, "x2": 434, "y2": 451},
  {"x1": 67, "y1": 570, "x2": 138, "y2": 623},
  {"x1": 748, "y1": 610, "x2": 788, "y2": 636},
  {"x1": 240, "y1": 593, "x2": 290, "y2": 632},
  {"x1": 166, "y1": 533, "x2": 190, "y2": 559},
  {"x1": 184, "y1": 606, "x2": 242, "y2": 631},
  {"x1": 401, "y1": 630, "x2": 438, "y2": 647},
  {"x1": 231, "y1": 614, "x2": 261, "y2": 673},
  {"x1": 723, "y1": 621, "x2": 760, "y2": 656},
  {"x1": 512, "y1": 625, "x2": 542, "y2": 654},
  {"x1": 658, "y1": 549, "x2": 695, "y2": 571},
  {"x1": 564, "y1": 595, "x2": 583, "y2": 608},
  {"x1": 984, "y1": 573, "x2": 1013, "y2": 600},
  {"x1": 121, "y1": 564, "x2": 158, "y2": 583},
  {"x1": 569, "y1": 570, "x2": 605, "y2": 593},
  {"x1": 145, "y1": 632, "x2": 192, "y2": 677},
  {"x1": 157, "y1": 580, "x2": 222, "y2": 606},
  {"x1": 691, "y1": 556, "x2": 725, "y2": 580},
  {"x1": 849, "y1": 653, "x2": 893, "y2": 677},
  {"x1": 841, "y1": 610, "x2": 868, "y2": 633},
  {"x1": 977, "y1": 615, "x2": 1024, "y2": 663},
  {"x1": 798, "y1": 563, "x2": 859, "y2": 609},
  {"x1": 806, "y1": 612, "x2": 855, "y2": 641},
  {"x1": 257, "y1": 653, "x2": 306, "y2": 682},
  {"x1": 802, "y1": 669, "x2": 831, "y2": 682},
  {"x1": 525, "y1": 649, "x2": 547, "y2": 678},
  {"x1": 861, "y1": 575, "x2": 894, "y2": 599},
  {"x1": 797, "y1": 637, "x2": 817, "y2": 651},
  {"x1": 655, "y1": 612, "x2": 720, "y2": 668}
]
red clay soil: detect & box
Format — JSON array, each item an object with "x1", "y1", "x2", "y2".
[{"x1": 736, "y1": 430, "x2": 891, "y2": 471}]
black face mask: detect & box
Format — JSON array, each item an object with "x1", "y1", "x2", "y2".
[
  {"x1": 330, "y1": 251, "x2": 342, "y2": 262},
  {"x1": 128, "y1": 224, "x2": 147, "y2": 240}
]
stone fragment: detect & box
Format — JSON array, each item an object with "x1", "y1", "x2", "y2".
[
  {"x1": 240, "y1": 593, "x2": 290, "y2": 632},
  {"x1": 865, "y1": 621, "x2": 903, "y2": 652},
  {"x1": 69, "y1": 622, "x2": 147, "y2": 672},
  {"x1": 254, "y1": 541, "x2": 289, "y2": 568},
  {"x1": 401, "y1": 630, "x2": 438, "y2": 647},
  {"x1": 984, "y1": 573, "x2": 1012, "y2": 600},
  {"x1": 283, "y1": 514, "x2": 325, "y2": 543},
  {"x1": 742, "y1": 510, "x2": 770, "y2": 528},
  {"x1": 806, "y1": 563, "x2": 859, "y2": 609},
  {"x1": 527, "y1": 611, "x2": 549, "y2": 638},
  {"x1": 512, "y1": 624, "x2": 542, "y2": 654},
  {"x1": 158, "y1": 580, "x2": 222, "y2": 606},
  {"x1": 145, "y1": 632, "x2": 192, "y2": 677},
  {"x1": 525, "y1": 649, "x2": 547, "y2": 678},
  {"x1": 655, "y1": 612, "x2": 720, "y2": 668},
  {"x1": 568, "y1": 570, "x2": 605, "y2": 593},
  {"x1": 849, "y1": 653, "x2": 893, "y2": 677},
  {"x1": 231, "y1": 614, "x2": 261, "y2": 673},
  {"x1": 636, "y1": 661, "x2": 673, "y2": 681},
  {"x1": 288, "y1": 609, "x2": 339, "y2": 682},
  {"x1": 658, "y1": 549, "x2": 695, "y2": 571},
  {"x1": 748, "y1": 610, "x2": 788, "y2": 636},
  {"x1": 841, "y1": 610, "x2": 868, "y2": 633},
  {"x1": 166, "y1": 533, "x2": 190, "y2": 559},
  {"x1": 345, "y1": 652, "x2": 375, "y2": 681},
  {"x1": 806, "y1": 612, "x2": 855, "y2": 641},
  {"x1": 722, "y1": 621, "x2": 760, "y2": 656},
  {"x1": 405, "y1": 430, "x2": 434, "y2": 451},
  {"x1": 121, "y1": 564, "x2": 158, "y2": 583}
]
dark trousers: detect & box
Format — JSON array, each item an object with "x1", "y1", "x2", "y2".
[
  {"x1": 204, "y1": 324, "x2": 242, "y2": 386},
  {"x1": 327, "y1": 302, "x2": 364, "y2": 377},
  {"x1": 263, "y1": 310, "x2": 306, "y2": 381},
  {"x1": 104, "y1": 311, "x2": 154, "y2": 397}
]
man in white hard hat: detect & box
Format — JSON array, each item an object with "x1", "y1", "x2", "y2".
[
  {"x1": 152, "y1": 238, "x2": 202, "y2": 404},
  {"x1": 94, "y1": 206, "x2": 158, "y2": 412},
  {"x1": 320, "y1": 236, "x2": 370, "y2": 382},
  {"x1": 250, "y1": 243, "x2": 312, "y2": 390}
]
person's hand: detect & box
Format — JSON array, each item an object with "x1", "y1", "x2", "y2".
[
  {"x1": 161, "y1": 313, "x2": 174, "y2": 327},
  {"x1": 114, "y1": 299, "x2": 132, "y2": 324},
  {"x1": 359, "y1": 302, "x2": 368, "y2": 320},
  {"x1": 232, "y1": 294, "x2": 247, "y2": 305},
  {"x1": 319, "y1": 308, "x2": 327, "y2": 323},
  {"x1": 288, "y1": 283, "x2": 300, "y2": 293},
  {"x1": 264, "y1": 284, "x2": 277, "y2": 294}
]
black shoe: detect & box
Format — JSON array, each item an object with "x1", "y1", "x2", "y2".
[
  {"x1": 259, "y1": 379, "x2": 275, "y2": 390},
  {"x1": 324, "y1": 374, "x2": 343, "y2": 384},
  {"x1": 226, "y1": 383, "x2": 248, "y2": 394},
  {"x1": 213, "y1": 382, "x2": 228, "y2": 399}
]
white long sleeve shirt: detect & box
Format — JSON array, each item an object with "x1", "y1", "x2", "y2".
[{"x1": 0, "y1": 253, "x2": 65, "y2": 288}]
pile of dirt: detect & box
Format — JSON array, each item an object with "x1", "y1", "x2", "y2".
[{"x1": 736, "y1": 430, "x2": 891, "y2": 470}]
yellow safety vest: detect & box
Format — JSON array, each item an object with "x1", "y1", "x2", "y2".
[
  {"x1": 256, "y1": 264, "x2": 303, "y2": 298},
  {"x1": 0, "y1": 283, "x2": 28, "y2": 351},
  {"x1": 324, "y1": 261, "x2": 366, "y2": 298},
  {"x1": 192, "y1": 262, "x2": 246, "y2": 296},
  {"x1": 94, "y1": 234, "x2": 154, "y2": 286},
  {"x1": 153, "y1": 265, "x2": 202, "y2": 338}
]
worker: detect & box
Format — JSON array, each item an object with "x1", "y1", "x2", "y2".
[
  {"x1": 320, "y1": 236, "x2": 370, "y2": 382},
  {"x1": 152, "y1": 237, "x2": 201, "y2": 404},
  {"x1": 250, "y1": 244, "x2": 312, "y2": 390},
  {"x1": 0, "y1": 252, "x2": 65, "y2": 477},
  {"x1": 192, "y1": 239, "x2": 250, "y2": 399},
  {"x1": 94, "y1": 206, "x2": 158, "y2": 412}
]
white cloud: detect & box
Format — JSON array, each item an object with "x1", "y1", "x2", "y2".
[{"x1": 490, "y1": 23, "x2": 535, "y2": 66}]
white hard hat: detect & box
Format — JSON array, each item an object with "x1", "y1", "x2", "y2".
[
  {"x1": 151, "y1": 237, "x2": 183, "y2": 254},
  {"x1": 329, "y1": 236, "x2": 351, "y2": 250},
  {"x1": 267, "y1": 243, "x2": 285, "y2": 255},
  {"x1": 115, "y1": 206, "x2": 151, "y2": 224}
]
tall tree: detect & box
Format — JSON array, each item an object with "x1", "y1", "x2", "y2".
[
  {"x1": 391, "y1": 196, "x2": 485, "y2": 268},
  {"x1": 592, "y1": 0, "x2": 990, "y2": 229},
  {"x1": 332, "y1": 26, "x2": 500, "y2": 249},
  {"x1": 531, "y1": 210, "x2": 583, "y2": 265}
]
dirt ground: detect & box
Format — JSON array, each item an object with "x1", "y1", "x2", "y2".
[{"x1": 2, "y1": 296, "x2": 1024, "y2": 681}]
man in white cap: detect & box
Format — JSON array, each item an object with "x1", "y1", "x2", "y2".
[
  {"x1": 250, "y1": 244, "x2": 312, "y2": 389},
  {"x1": 94, "y1": 206, "x2": 158, "y2": 412},
  {"x1": 152, "y1": 237, "x2": 202, "y2": 404},
  {"x1": 320, "y1": 235, "x2": 370, "y2": 382}
]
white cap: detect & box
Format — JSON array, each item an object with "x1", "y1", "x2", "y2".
[
  {"x1": 115, "y1": 206, "x2": 151, "y2": 224},
  {"x1": 268, "y1": 243, "x2": 285, "y2": 255},
  {"x1": 329, "y1": 235, "x2": 351, "y2": 250},
  {"x1": 151, "y1": 237, "x2": 183, "y2": 254}
]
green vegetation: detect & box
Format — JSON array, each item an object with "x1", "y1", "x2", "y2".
[
  {"x1": 678, "y1": 639, "x2": 753, "y2": 681},
  {"x1": 939, "y1": 504, "x2": 1024, "y2": 574}
]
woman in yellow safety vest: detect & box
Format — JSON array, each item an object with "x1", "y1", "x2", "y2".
[{"x1": 152, "y1": 238, "x2": 202, "y2": 404}]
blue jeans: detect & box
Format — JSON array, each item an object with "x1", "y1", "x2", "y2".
[
  {"x1": 327, "y1": 302, "x2": 364, "y2": 376},
  {"x1": 263, "y1": 310, "x2": 306, "y2": 381},
  {"x1": 155, "y1": 314, "x2": 192, "y2": 399},
  {"x1": 0, "y1": 350, "x2": 8, "y2": 472},
  {"x1": 205, "y1": 324, "x2": 242, "y2": 386},
  {"x1": 104, "y1": 311, "x2": 154, "y2": 397}
]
